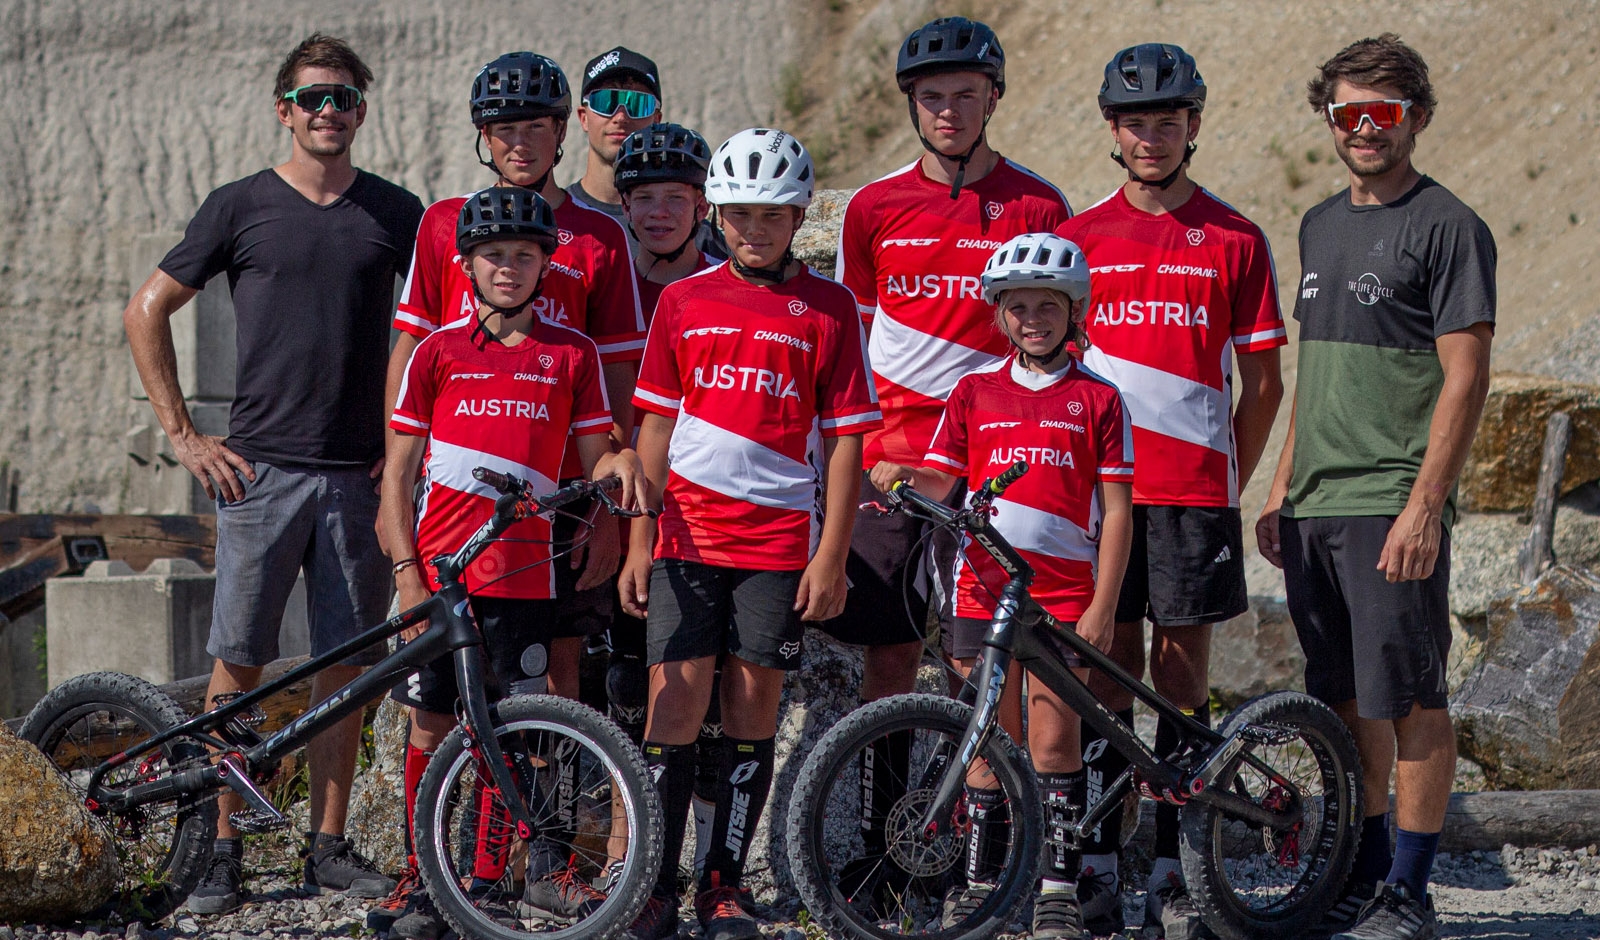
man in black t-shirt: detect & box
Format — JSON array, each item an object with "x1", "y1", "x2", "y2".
[{"x1": 123, "y1": 34, "x2": 422, "y2": 916}]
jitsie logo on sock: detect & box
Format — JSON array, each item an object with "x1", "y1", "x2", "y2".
[
  {"x1": 1083, "y1": 738, "x2": 1107, "y2": 841},
  {"x1": 1082, "y1": 739, "x2": 1108, "y2": 763},
  {"x1": 613, "y1": 704, "x2": 645, "y2": 723},
  {"x1": 728, "y1": 760, "x2": 759, "y2": 786},
  {"x1": 725, "y1": 789, "x2": 753, "y2": 860}
]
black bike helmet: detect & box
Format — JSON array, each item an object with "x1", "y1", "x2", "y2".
[
  {"x1": 895, "y1": 17, "x2": 1005, "y2": 96},
  {"x1": 614, "y1": 122, "x2": 712, "y2": 194},
  {"x1": 471, "y1": 52, "x2": 572, "y2": 126},
  {"x1": 456, "y1": 187, "x2": 559, "y2": 255},
  {"x1": 1098, "y1": 43, "x2": 1206, "y2": 117}
]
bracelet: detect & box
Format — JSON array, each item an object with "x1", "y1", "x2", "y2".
[{"x1": 392, "y1": 558, "x2": 419, "y2": 574}]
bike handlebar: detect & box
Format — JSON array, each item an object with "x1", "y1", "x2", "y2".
[{"x1": 470, "y1": 467, "x2": 647, "y2": 518}]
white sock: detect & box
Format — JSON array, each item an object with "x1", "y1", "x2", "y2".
[
  {"x1": 1148, "y1": 856, "x2": 1182, "y2": 890},
  {"x1": 1081, "y1": 852, "x2": 1119, "y2": 886},
  {"x1": 691, "y1": 795, "x2": 715, "y2": 871}
]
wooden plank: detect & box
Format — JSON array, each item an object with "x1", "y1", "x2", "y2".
[
  {"x1": 0, "y1": 514, "x2": 216, "y2": 572},
  {"x1": 1519, "y1": 411, "x2": 1574, "y2": 583}
]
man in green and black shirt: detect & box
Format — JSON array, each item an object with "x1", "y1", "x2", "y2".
[{"x1": 1256, "y1": 34, "x2": 1494, "y2": 940}]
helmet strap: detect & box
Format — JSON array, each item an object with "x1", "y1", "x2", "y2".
[
  {"x1": 906, "y1": 92, "x2": 996, "y2": 200},
  {"x1": 1111, "y1": 140, "x2": 1197, "y2": 191},
  {"x1": 468, "y1": 279, "x2": 543, "y2": 347},
  {"x1": 476, "y1": 134, "x2": 560, "y2": 193},
  {"x1": 628, "y1": 221, "x2": 697, "y2": 268},
  {"x1": 731, "y1": 249, "x2": 794, "y2": 285}
]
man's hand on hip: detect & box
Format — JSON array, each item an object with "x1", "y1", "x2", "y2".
[{"x1": 173, "y1": 430, "x2": 255, "y2": 503}]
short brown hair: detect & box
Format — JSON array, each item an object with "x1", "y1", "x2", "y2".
[
  {"x1": 1306, "y1": 34, "x2": 1435, "y2": 119},
  {"x1": 273, "y1": 33, "x2": 373, "y2": 99}
]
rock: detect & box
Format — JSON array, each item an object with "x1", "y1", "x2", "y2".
[
  {"x1": 1458, "y1": 374, "x2": 1600, "y2": 512},
  {"x1": 0, "y1": 723, "x2": 120, "y2": 922},
  {"x1": 342, "y1": 695, "x2": 409, "y2": 873},
  {"x1": 791, "y1": 188, "x2": 850, "y2": 280},
  {"x1": 1452, "y1": 564, "x2": 1600, "y2": 789},
  {"x1": 1210, "y1": 554, "x2": 1305, "y2": 706}
]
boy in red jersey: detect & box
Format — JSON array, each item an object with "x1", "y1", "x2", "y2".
[
  {"x1": 381, "y1": 188, "x2": 644, "y2": 937},
  {"x1": 618, "y1": 128, "x2": 880, "y2": 940},
  {"x1": 1055, "y1": 44, "x2": 1285, "y2": 940},
  {"x1": 884, "y1": 234, "x2": 1133, "y2": 939}
]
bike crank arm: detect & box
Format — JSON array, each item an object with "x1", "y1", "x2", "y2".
[{"x1": 1193, "y1": 780, "x2": 1302, "y2": 832}]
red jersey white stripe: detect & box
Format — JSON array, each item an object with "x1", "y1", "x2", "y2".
[
  {"x1": 927, "y1": 357, "x2": 1133, "y2": 623},
  {"x1": 634, "y1": 264, "x2": 881, "y2": 570},
  {"x1": 1056, "y1": 187, "x2": 1284, "y2": 507},
  {"x1": 837, "y1": 157, "x2": 1073, "y2": 468}
]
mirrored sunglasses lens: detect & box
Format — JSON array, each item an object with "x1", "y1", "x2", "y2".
[
  {"x1": 588, "y1": 89, "x2": 657, "y2": 119},
  {"x1": 290, "y1": 84, "x2": 360, "y2": 112},
  {"x1": 1331, "y1": 100, "x2": 1404, "y2": 131}
]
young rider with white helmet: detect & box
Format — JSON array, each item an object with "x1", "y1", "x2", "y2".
[
  {"x1": 1056, "y1": 43, "x2": 1286, "y2": 939},
  {"x1": 619, "y1": 128, "x2": 880, "y2": 940},
  {"x1": 885, "y1": 233, "x2": 1134, "y2": 939}
]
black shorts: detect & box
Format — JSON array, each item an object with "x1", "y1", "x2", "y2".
[
  {"x1": 1115, "y1": 504, "x2": 1247, "y2": 627},
  {"x1": 945, "y1": 616, "x2": 1085, "y2": 666},
  {"x1": 551, "y1": 491, "x2": 614, "y2": 639},
  {"x1": 646, "y1": 558, "x2": 804, "y2": 670},
  {"x1": 815, "y1": 474, "x2": 960, "y2": 647},
  {"x1": 391, "y1": 596, "x2": 562, "y2": 713},
  {"x1": 1281, "y1": 515, "x2": 1452, "y2": 720}
]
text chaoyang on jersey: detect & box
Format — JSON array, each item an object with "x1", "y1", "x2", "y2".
[
  {"x1": 835, "y1": 157, "x2": 1073, "y2": 469},
  {"x1": 1056, "y1": 187, "x2": 1285, "y2": 508}
]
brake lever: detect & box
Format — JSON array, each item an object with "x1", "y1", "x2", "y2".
[
  {"x1": 858, "y1": 499, "x2": 897, "y2": 517},
  {"x1": 594, "y1": 481, "x2": 659, "y2": 519}
]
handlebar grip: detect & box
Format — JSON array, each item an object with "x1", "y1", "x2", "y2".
[
  {"x1": 472, "y1": 467, "x2": 525, "y2": 496},
  {"x1": 988, "y1": 461, "x2": 1028, "y2": 494}
]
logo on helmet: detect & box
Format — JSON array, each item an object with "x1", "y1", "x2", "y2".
[
  {"x1": 765, "y1": 132, "x2": 788, "y2": 154},
  {"x1": 1186, "y1": 228, "x2": 1205, "y2": 246},
  {"x1": 985, "y1": 202, "x2": 1004, "y2": 220},
  {"x1": 588, "y1": 51, "x2": 621, "y2": 79},
  {"x1": 787, "y1": 300, "x2": 808, "y2": 316}
]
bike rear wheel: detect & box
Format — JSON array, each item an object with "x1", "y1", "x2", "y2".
[
  {"x1": 786, "y1": 693, "x2": 1041, "y2": 940},
  {"x1": 413, "y1": 694, "x2": 662, "y2": 940},
  {"x1": 1179, "y1": 691, "x2": 1363, "y2": 940},
  {"x1": 19, "y1": 672, "x2": 217, "y2": 922}
]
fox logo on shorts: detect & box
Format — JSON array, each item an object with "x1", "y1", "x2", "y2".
[{"x1": 778, "y1": 640, "x2": 801, "y2": 659}]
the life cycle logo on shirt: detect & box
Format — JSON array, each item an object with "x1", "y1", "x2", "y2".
[
  {"x1": 538, "y1": 354, "x2": 555, "y2": 370},
  {"x1": 1348, "y1": 272, "x2": 1395, "y2": 307},
  {"x1": 1186, "y1": 228, "x2": 1205, "y2": 246},
  {"x1": 1065, "y1": 401, "x2": 1084, "y2": 416},
  {"x1": 984, "y1": 202, "x2": 1004, "y2": 220},
  {"x1": 787, "y1": 299, "x2": 809, "y2": 316},
  {"x1": 557, "y1": 229, "x2": 574, "y2": 245}
]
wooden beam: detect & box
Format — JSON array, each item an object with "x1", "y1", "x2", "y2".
[
  {"x1": 0, "y1": 514, "x2": 216, "y2": 573},
  {"x1": 1519, "y1": 411, "x2": 1573, "y2": 583}
]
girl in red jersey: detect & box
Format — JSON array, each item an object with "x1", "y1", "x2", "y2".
[
  {"x1": 618, "y1": 128, "x2": 881, "y2": 940},
  {"x1": 877, "y1": 233, "x2": 1134, "y2": 939},
  {"x1": 380, "y1": 188, "x2": 645, "y2": 937}
]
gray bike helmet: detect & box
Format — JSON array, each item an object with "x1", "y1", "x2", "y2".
[
  {"x1": 614, "y1": 123, "x2": 712, "y2": 194},
  {"x1": 895, "y1": 17, "x2": 1005, "y2": 96},
  {"x1": 1098, "y1": 43, "x2": 1206, "y2": 117},
  {"x1": 456, "y1": 187, "x2": 559, "y2": 255},
  {"x1": 471, "y1": 52, "x2": 572, "y2": 126}
]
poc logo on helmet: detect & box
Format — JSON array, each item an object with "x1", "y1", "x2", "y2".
[{"x1": 787, "y1": 300, "x2": 808, "y2": 316}]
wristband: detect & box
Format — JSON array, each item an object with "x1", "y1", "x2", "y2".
[{"x1": 392, "y1": 558, "x2": 419, "y2": 574}]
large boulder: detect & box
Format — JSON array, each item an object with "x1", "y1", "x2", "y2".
[
  {"x1": 0, "y1": 722, "x2": 120, "y2": 922},
  {"x1": 1210, "y1": 556, "x2": 1305, "y2": 707},
  {"x1": 1452, "y1": 564, "x2": 1600, "y2": 789},
  {"x1": 1458, "y1": 374, "x2": 1600, "y2": 512},
  {"x1": 791, "y1": 189, "x2": 851, "y2": 280},
  {"x1": 344, "y1": 696, "x2": 411, "y2": 874}
]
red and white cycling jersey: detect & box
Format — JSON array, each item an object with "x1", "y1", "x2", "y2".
[
  {"x1": 633, "y1": 264, "x2": 882, "y2": 570},
  {"x1": 636, "y1": 254, "x2": 718, "y2": 329},
  {"x1": 927, "y1": 357, "x2": 1133, "y2": 623},
  {"x1": 837, "y1": 157, "x2": 1073, "y2": 469},
  {"x1": 1056, "y1": 187, "x2": 1285, "y2": 507},
  {"x1": 392, "y1": 319, "x2": 611, "y2": 599}
]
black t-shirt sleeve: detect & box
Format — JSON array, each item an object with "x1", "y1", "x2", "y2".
[
  {"x1": 1428, "y1": 211, "x2": 1497, "y2": 337},
  {"x1": 158, "y1": 184, "x2": 238, "y2": 289}
]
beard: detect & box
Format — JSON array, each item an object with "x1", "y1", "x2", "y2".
[{"x1": 1335, "y1": 130, "x2": 1416, "y2": 178}]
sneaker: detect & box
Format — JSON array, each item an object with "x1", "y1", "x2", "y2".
[
  {"x1": 1311, "y1": 879, "x2": 1379, "y2": 939},
  {"x1": 939, "y1": 882, "x2": 993, "y2": 929},
  {"x1": 1033, "y1": 889, "x2": 1089, "y2": 939},
  {"x1": 1332, "y1": 882, "x2": 1438, "y2": 940},
  {"x1": 522, "y1": 855, "x2": 608, "y2": 924},
  {"x1": 187, "y1": 842, "x2": 245, "y2": 915},
  {"x1": 628, "y1": 892, "x2": 680, "y2": 940},
  {"x1": 303, "y1": 836, "x2": 397, "y2": 898},
  {"x1": 390, "y1": 888, "x2": 447, "y2": 940},
  {"x1": 1144, "y1": 871, "x2": 1211, "y2": 940},
  {"x1": 1077, "y1": 865, "x2": 1124, "y2": 935},
  {"x1": 367, "y1": 862, "x2": 421, "y2": 933},
  {"x1": 597, "y1": 859, "x2": 627, "y2": 894},
  {"x1": 696, "y1": 872, "x2": 760, "y2": 940}
]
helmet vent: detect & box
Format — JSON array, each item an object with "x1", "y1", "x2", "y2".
[
  {"x1": 797, "y1": 164, "x2": 811, "y2": 182},
  {"x1": 746, "y1": 152, "x2": 762, "y2": 180},
  {"x1": 774, "y1": 156, "x2": 790, "y2": 178}
]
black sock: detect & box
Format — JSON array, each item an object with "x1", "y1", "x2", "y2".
[
  {"x1": 1040, "y1": 770, "x2": 1087, "y2": 887},
  {"x1": 702, "y1": 735, "x2": 776, "y2": 890},
  {"x1": 694, "y1": 673, "x2": 726, "y2": 804},
  {"x1": 1388, "y1": 828, "x2": 1441, "y2": 898},
  {"x1": 606, "y1": 651, "x2": 649, "y2": 745},
  {"x1": 964, "y1": 785, "x2": 1009, "y2": 884},
  {"x1": 1154, "y1": 702, "x2": 1210, "y2": 861},
  {"x1": 859, "y1": 726, "x2": 911, "y2": 854},
  {"x1": 1352, "y1": 813, "x2": 1394, "y2": 886},
  {"x1": 643, "y1": 740, "x2": 696, "y2": 895},
  {"x1": 1081, "y1": 708, "x2": 1133, "y2": 855}
]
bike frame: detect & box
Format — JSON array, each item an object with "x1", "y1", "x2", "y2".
[
  {"x1": 891, "y1": 479, "x2": 1304, "y2": 842},
  {"x1": 83, "y1": 476, "x2": 612, "y2": 843}
]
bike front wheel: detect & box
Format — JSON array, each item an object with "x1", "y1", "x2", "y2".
[
  {"x1": 1180, "y1": 691, "x2": 1363, "y2": 940},
  {"x1": 786, "y1": 693, "x2": 1041, "y2": 940},
  {"x1": 413, "y1": 694, "x2": 662, "y2": 940},
  {"x1": 19, "y1": 672, "x2": 218, "y2": 922}
]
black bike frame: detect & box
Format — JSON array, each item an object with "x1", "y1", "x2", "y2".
[
  {"x1": 892, "y1": 481, "x2": 1303, "y2": 840},
  {"x1": 83, "y1": 476, "x2": 614, "y2": 843}
]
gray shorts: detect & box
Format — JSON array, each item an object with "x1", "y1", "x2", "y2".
[{"x1": 209, "y1": 462, "x2": 390, "y2": 668}]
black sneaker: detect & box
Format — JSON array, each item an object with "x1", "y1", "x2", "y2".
[
  {"x1": 187, "y1": 841, "x2": 245, "y2": 915},
  {"x1": 367, "y1": 862, "x2": 422, "y2": 933},
  {"x1": 390, "y1": 888, "x2": 447, "y2": 940},
  {"x1": 628, "y1": 891, "x2": 680, "y2": 940},
  {"x1": 1311, "y1": 879, "x2": 1379, "y2": 939},
  {"x1": 939, "y1": 882, "x2": 993, "y2": 929},
  {"x1": 521, "y1": 855, "x2": 608, "y2": 924},
  {"x1": 1144, "y1": 871, "x2": 1213, "y2": 940},
  {"x1": 1033, "y1": 889, "x2": 1089, "y2": 939},
  {"x1": 1332, "y1": 882, "x2": 1438, "y2": 940},
  {"x1": 303, "y1": 836, "x2": 397, "y2": 898},
  {"x1": 695, "y1": 872, "x2": 759, "y2": 940},
  {"x1": 1077, "y1": 865, "x2": 1124, "y2": 935}
]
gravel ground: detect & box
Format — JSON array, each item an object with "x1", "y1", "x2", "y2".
[{"x1": 5, "y1": 844, "x2": 1600, "y2": 940}]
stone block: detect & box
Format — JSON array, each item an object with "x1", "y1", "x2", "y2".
[
  {"x1": 127, "y1": 234, "x2": 237, "y2": 402},
  {"x1": 791, "y1": 188, "x2": 850, "y2": 280},
  {"x1": 45, "y1": 560, "x2": 309, "y2": 688},
  {"x1": 124, "y1": 400, "x2": 234, "y2": 515},
  {"x1": 0, "y1": 607, "x2": 47, "y2": 720},
  {"x1": 1458, "y1": 373, "x2": 1600, "y2": 512}
]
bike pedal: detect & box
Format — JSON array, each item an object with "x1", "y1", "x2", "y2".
[
  {"x1": 211, "y1": 691, "x2": 268, "y2": 728},
  {"x1": 229, "y1": 809, "x2": 290, "y2": 834}
]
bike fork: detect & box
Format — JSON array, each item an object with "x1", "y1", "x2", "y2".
[{"x1": 918, "y1": 640, "x2": 1014, "y2": 839}]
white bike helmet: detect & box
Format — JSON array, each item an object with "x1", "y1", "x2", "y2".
[
  {"x1": 705, "y1": 127, "x2": 814, "y2": 207},
  {"x1": 980, "y1": 233, "x2": 1091, "y2": 304}
]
